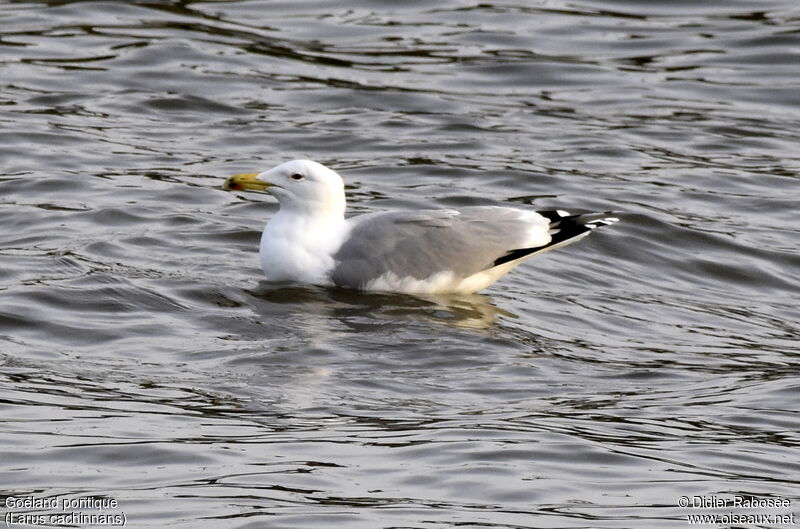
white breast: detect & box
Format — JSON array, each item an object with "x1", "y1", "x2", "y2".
[{"x1": 259, "y1": 212, "x2": 349, "y2": 285}]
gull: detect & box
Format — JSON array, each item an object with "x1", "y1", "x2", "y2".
[{"x1": 224, "y1": 160, "x2": 618, "y2": 294}]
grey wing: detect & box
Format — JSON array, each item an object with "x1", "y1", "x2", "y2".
[{"x1": 330, "y1": 206, "x2": 549, "y2": 289}]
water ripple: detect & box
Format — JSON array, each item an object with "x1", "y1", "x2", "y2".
[{"x1": 1, "y1": 0, "x2": 798, "y2": 527}]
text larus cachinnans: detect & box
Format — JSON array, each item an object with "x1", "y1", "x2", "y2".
[{"x1": 224, "y1": 160, "x2": 618, "y2": 294}]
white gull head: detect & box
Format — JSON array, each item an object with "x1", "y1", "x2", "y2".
[{"x1": 256, "y1": 159, "x2": 346, "y2": 219}]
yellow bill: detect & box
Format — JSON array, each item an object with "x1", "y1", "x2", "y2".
[{"x1": 223, "y1": 172, "x2": 272, "y2": 192}]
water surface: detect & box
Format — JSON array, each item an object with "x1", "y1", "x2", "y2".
[{"x1": 1, "y1": 1, "x2": 799, "y2": 527}]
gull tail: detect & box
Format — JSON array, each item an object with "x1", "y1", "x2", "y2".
[{"x1": 493, "y1": 210, "x2": 619, "y2": 267}]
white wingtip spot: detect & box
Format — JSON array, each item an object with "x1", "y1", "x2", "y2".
[
  {"x1": 586, "y1": 217, "x2": 619, "y2": 229},
  {"x1": 556, "y1": 209, "x2": 570, "y2": 217}
]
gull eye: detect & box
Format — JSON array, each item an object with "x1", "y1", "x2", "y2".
[{"x1": 290, "y1": 173, "x2": 304, "y2": 181}]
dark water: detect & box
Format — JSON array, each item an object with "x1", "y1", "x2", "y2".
[{"x1": 1, "y1": 1, "x2": 799, "y2": 527}]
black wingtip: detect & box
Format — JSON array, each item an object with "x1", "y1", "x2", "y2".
[{"x1": 492, "y1": 211, "x2": 619, "y2": 267}]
